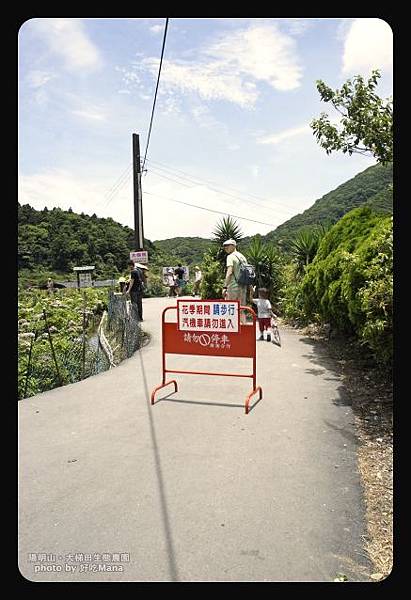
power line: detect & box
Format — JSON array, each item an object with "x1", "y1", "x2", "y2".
[
  {"x1": 101, "y1": 164, "x2": 133, "y2": 209},
  {"x1": 144, "y1": 156, "x2": 301, "y2": 214},
  {"x1": 146, "y1": 165, "x2": 299, "y2": 219},
  {"x1": 141, "y1": 18, "x2": 169, "y2": 172},
  {"x1": 144, "y1": 190, "x2": 280, "y2": 228}
]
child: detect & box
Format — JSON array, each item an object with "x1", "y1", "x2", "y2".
[{"x1": 252, "y1": 288, "x2": 278, "y2": 341}]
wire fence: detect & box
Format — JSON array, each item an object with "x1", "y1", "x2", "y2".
[{"x1": 18, "y1": 291, "x2": 143, "y2": 400}]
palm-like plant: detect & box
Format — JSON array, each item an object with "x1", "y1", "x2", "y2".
[
  {"x1": 212, "y1": 216, "x2": 244, "y2": 245},
  {"x1": 211, "y1": 216, "x2": 244, "y2": 269},
  {"x1": 245, "y1": 236, "x2": 266, "y2": 289},
  {"x1": 264, "y1": 243, "x2": 283, "y2": 303},
  {"x1": 289, "y1": 224, "x2": 331, "y2": 275}
]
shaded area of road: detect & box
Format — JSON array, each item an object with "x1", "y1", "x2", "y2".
[{"x1": 18, "y1": 297, "x2": 372, "y2": 582}]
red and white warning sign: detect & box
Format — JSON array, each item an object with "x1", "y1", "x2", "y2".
[{"x1": 177, "y1": 299, "x2": 239, "y2": 333}]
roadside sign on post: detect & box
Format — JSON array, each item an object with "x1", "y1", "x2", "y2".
[
  {"x1": 130, "y1": 251, "x2": 148, "y2": 264},
  {"x1": 150, "y1": 299, "x2": 263, "y2": 414}
]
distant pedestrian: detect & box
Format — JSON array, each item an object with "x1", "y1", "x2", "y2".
[
  {"x1": 166, "y1": 268, "x2": 177, "y2": 297},
  {"x1": 193, "y1": 266, "x2": 202, "y2": 297},
  {"x1": 174, "y1": 264, "x2": 186, "y2": 297},
  {"x1": 124, "y1": 260, "x2": 145, "y2": 321},
  {"x1": 251, "y1": 288, "x2": 278, "y2": 341},
  {"x1": 46, "y1": 278, "x2": 54, "y2": 295}
]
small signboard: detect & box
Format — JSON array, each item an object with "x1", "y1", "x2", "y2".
[
  {"x1": 78, "y1": 272, "x2": 93, "y2": 288},
  {"x1": 130, "y1": 251, "x2": 148, "y2": 264},
  {"x1": 177, "y1": 299, "x2": 239, "y2": 333},
  {"x1": 73, "y1": 265, "x2": 95, "y2": 289}
]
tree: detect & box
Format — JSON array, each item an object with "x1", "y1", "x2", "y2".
[{"x1": 311, "y1": 70, "x2": 393, "y2": 164}]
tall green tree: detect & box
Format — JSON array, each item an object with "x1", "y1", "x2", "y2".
[{"x1": 311, "y1": 70, "x2": 393, "y2": 164}]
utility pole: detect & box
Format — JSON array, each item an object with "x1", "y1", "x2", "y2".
[{"x1": 132, "y1": 133, "x2": 144, "y2": 250}]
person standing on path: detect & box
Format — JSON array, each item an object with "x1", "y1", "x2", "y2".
[
  {"x1": 166, "y1": 268, "x2": 177, "y2": 297},
  {"x1": 124, "y1": 260, "x2": 145, "y2": 321},
  {"x1": 174, "y1": 264, "x2": 186, "y2": 297},
  {"x1": 251, "y1": 288, "x2": 278, "y2": 341},
  {"x1": 222, "y1": 239, "x2": 248, "y2": 323}
]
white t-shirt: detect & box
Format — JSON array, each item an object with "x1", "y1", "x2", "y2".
[
  {"x1": 252, "y1": 298, "x2": 272, "y2": 319},
  {"x1": 195, "y1": 270, "x2": 202, "y2": 282}
]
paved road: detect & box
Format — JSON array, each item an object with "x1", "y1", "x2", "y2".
[{"x1": 18, "y1": 297, "x2": 372, "y2": 582}]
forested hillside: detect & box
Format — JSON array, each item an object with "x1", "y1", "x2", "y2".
[
  {"x1": 18, "y1": 204, "x2": 175, "y2": 281},
  {"x1": 152, "y1": 237, "x2": 212, "y2": 266},
  {"x1": 260, "y1": 162, "x2": 392, "y2": 249}
]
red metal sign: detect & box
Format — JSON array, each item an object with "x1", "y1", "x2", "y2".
[{"x1": 150, "y1": 303, "x2": 263, "y2": 414}]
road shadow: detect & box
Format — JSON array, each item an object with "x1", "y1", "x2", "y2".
[
  {"x1": 299, "y1": 337, "x2": 353, "y2": 408},
  {"x1": 298, "y1": 335, "x2": 392, "y2": 441},
  {"x1": 156, "y1": 391, "x2": 262, "y2": 413},
  {"x1": 137, "y1": 349, "x2": 180, "y2": 582}
]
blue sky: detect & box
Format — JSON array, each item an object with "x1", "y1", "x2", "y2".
[{"x1": 18, "y1": 18, "x2": 393, "y2": 241}]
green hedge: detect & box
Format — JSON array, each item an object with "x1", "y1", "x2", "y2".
[{"x1": 300, "y1": 206, "x2": 392, "y2": 365}]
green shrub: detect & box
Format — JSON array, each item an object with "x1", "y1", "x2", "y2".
[
  {"x1": 300, "y1": 206, "x2": 392, "y2": 365},
  {"x1": 278, "y1": 263, "x2": 310, "y2": 325},
  {"x1": 200, "y1": 251, "x2": 224, "y2": 299}
]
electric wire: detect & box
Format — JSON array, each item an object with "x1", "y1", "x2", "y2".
[
  {"x1": 144, "y1": 156, "x2": 302, "y2": 214},
  {"x1": 141, "y1": 18, "x2": 169, "y2": 172},
  {"x1": 144, "y1": 190, "x2": 280, "y2": 228},
  {"x1": 146, "y1": 166, "x2": 299, "y2": 220}
]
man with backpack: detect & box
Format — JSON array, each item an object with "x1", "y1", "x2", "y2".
[
  {"x1": 222, "y1": 239, "x2": 255, "y2": 323},
  {"x1": 124, "y1": 260, "x2": 145, "y2": 321}
]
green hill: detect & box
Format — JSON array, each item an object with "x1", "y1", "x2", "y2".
[
  {"x1": 259, "y1": 162, "x2": 393, "y2": 249},
  {"x1": 152, "y1": 237, "x2": 212, "y2": 266}
]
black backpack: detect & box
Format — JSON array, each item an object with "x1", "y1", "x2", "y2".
[
  {"x1": 132, "y1": 268, "x2": 144, "y2": 293},
  {"x1": 233, "y1": 253, "x2": 256, "y2": 287}
]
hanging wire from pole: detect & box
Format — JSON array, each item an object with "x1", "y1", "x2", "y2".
[{"x1": 141, "y1": 18, "x2": 169, "y2": 173}]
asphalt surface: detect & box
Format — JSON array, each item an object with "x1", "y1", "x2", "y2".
[{"x1": 18, "y1": 296, "x2": 372, "y2": 582}]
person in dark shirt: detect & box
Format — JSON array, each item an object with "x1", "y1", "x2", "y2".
[
  {"x1": 174, "y1": 264, "x2": 186, "y2": 297},
  {"x1": 124, "y1": 260, "x2": 144, "y2": 320}
]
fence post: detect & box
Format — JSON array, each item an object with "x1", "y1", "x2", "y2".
[
  {"x1": 23, "y1": 329, "x2": 37, "y2": 399},
  {"x1": 82, "y1": 291, "x2": 86, "y2": 379},
  {"x1": 43, "y1": 309, "x2": 63, "y2": 387}
]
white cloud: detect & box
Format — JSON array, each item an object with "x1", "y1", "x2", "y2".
[
  {"x1": 342, "y1": 18, "x2": 393, "y2": 75},
  {"x1": 19, "y1": 169, "x2": 106, "y2": 216},
  {"x1": 26, "y1": 70, "x2": 56, "y2": 88},
  {"x1": 251, "y1": 165, "x2": 259, "y2": 178},
  {"x1": 131, "y1": 22, "x2": 303, "y2": 108},
  {"x1": 71, "y1": 108, "x2": 106, "y2": 121},
  {"x1": 205, "y1": 23, "x2": 303, "y2": 92},
  {"x1": 27, "y1": 18, "x2": 102, "y2": 71},
  {"x1": 257, "y1": 124, "x2": 310, "y2": 145},
  {"x1": 150, "y1": 24, "x2": 163, "y2": 34}
]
